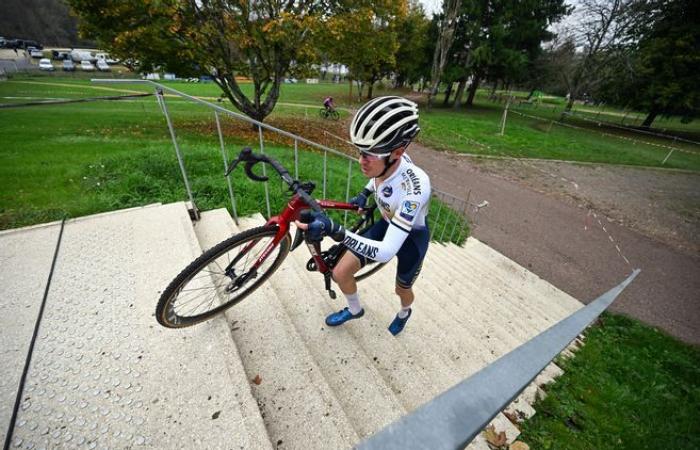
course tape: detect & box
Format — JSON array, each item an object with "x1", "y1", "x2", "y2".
[{"x1": 510, "y1": 109, "x2": 699, "y2": 157}]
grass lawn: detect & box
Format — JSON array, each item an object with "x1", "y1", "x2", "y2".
[
  {"x1": 0, "y1": 77, "x2": 467, "y2": 242},
  {"x1": 519, "y1": 313, "x2": 700, "y2": 450},
  {"x1": 418, "y1": 100, "x2": 700, "y2": 171}
]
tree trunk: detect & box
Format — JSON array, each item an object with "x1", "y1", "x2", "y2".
[
  {"x1": 442, "y1": 82, "x2": 454, "y2": 106},
  {"x1": 564, "y1": 96, "x2": 575, "y2": 113},
  {"x1": 453, "y1": 79, "x2": 467, "y2": 109},
  {"x1": 367, "y1": 80, "x2": 374, "y2": 99},
  {"x1": 427, "y1": 0, "x2": 461, "y2": 109},
  {"x1": 465, "y1": 77, "x2": 481, "y2": 107},
  {"x1": 641, "y1": 103, "x2": 661, "y2": 128},
  {"x1": 490, "y1": 80, "x2": 498, "y2": 96}
]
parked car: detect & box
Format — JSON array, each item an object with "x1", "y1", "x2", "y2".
[
  {"x1": 62, "y1": 60, "x2": 75, "y2": 71},
  {"x1": 96, "y1": 59, "x2": 110, "y2": 71},
  {"x1": 95, "y1": 52, "x2": 118, "y2": 64},
  {"x1": 38, "y1": 58, "x2": 54, "y2": 71},
  {"x1": 52, "y1": 50, "x2": 71, "y2": 60},
  {"x1": 80, "y1": 60, "x2": 95, "y2": 71},
  {"x1": 28, "y1": 47, "x2": 44, "y2": 58}
]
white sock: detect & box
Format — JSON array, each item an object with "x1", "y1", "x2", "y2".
[
  {"x1": 398, "y1": 306, "x2": 411, "y2": 319},
  {"x1": 345, "y1": 292, "x2": 362, "y2": 315}
]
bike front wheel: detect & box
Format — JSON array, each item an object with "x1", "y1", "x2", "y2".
[
  {"x1": 330, "y1": 110, "x2": 340, "y2": 121},
  {"x1": 156, "y1": 225, "x2": 291, "y2": 328}
]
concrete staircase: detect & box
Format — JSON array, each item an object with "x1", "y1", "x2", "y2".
[{"x1": 0, "y1": 203, "x2": 584, "y2": 449}]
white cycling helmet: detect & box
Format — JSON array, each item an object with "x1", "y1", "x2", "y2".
[{"x1": 350, "y1": 96, "x2": 420, "y2": 155}]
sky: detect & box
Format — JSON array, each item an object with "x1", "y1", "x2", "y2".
[{"x1": 419, "y1": 0, "x2": 442, "y2": 16}]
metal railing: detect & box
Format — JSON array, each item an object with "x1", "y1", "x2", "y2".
[
  {"x1": 358, "y1": 268, "x2": 640, "y2": 450},
  {"x1": 92, "y1": 79, "x2": 476, "y2": 242}
]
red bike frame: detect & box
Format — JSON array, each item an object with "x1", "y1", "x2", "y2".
[{"x1": 241, "y1": 193, "x2": 360, "y2": 276}]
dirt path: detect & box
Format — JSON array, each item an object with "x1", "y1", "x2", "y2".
[{"x1": 409, "y1": 143, "x2": 700, "y2": 346}]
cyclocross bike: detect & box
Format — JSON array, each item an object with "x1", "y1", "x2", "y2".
[
  {"x1": 156, "y1": 147, "x2": 384, "y2": 328},
  {"x1": 318, "y1": 107, "x2": 340, "y2": 121}
]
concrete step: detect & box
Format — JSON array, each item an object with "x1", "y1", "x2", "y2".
[
  {"x1": 1, "y1": 202, "x2": 272, "y2": 449},
  {"x1": 448, "y1": 240, "x2": 581, "y2": 315},
  {"x1": 344, "y1": 257, "x2": 523, "y2": 445},
  {"x1": 237, "y1": 214, "x2": 406, "y2": 440},
  {"x1": 424, "y1": 243, "x2": 561, "y2": 344},
  {"x1": 193, "y1": 209, "x2": 359, "y2": 449},
  {"x1": 432, "y1": 242, "x2": 568, "y2": 321}
]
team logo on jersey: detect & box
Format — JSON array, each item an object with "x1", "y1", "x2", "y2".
[
  {"x1": 382, "y1": 185, "x2": 393, "y2": 197},
  {"x1": 399, "y1": 200, "x2": 420, "y2": 221}
]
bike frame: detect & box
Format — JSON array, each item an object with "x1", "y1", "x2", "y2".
[{"x1": 237, "y1": 194, "x2": 360, "y2": 276}]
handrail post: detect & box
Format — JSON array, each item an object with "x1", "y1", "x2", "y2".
[
  {"x1": 294, "y1": 139, "x2": 299, "y2": 180},
  {"x1": 344, "y1": 159, "x2": 353, "y2": 226},
  {"x1": 258, "y1": 125, "x2": 271, "y2": 218},
  {"x1": 215, "y1": 111, "x2": 239, "y2": 224},
  {"x1": 323, "y1": 151, "x2": 328, "y2": 199},
  {"x1": 430, "y1": 197, "x2": 443, "y2": 241},
  {"x1": 156, "y1": 88, "x2": 199, "y2": 220}
]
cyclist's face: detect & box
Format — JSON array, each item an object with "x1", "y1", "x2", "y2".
[{"x1": 359, "y1": 147, "x2": 404, "y2": 177}]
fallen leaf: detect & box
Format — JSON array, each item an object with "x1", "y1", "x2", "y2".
[
  {"x1": 503, "y1": 411, "x2": 522, "y2": 426},
  {"x1": 484, "y1": 425, "x2": 507, "y2": 447},
  {"x1": 252, "y1": 374, "x2": 262, "y2": 385},
  {"x1": 509, "y1": 442, "x2": 529, "y2": 450}
]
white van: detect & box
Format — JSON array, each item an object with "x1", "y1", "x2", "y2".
[{"x1": 71, "y1": 50, "x2": 95, "y2": 62}]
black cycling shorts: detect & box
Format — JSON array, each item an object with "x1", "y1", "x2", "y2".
[{"x1": 348, "y1": 219, "x2": 430, "y2": 289}]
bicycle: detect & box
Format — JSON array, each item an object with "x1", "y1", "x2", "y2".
[
  {"x1": 156, "y1": 147, "x2": 385, "y2": 328},
  {"x1": 319, "y1": 107, "x2": 340, "y2": 121}
]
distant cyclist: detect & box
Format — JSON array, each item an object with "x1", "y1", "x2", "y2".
[
  {"x1": 298, "y1": 96, "x2": 431, "y2": 336},
  {"x1": 323, "y1": 96, "x2": 335, "y2": 113}
]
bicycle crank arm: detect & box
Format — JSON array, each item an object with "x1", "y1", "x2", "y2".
[{"x1": 324, "y1": 272, "x2": 336, "y2": 300}]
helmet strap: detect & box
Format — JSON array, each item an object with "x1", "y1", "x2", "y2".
[{"x1": 377, "y1": 154, "x2": 399, "y2": 178}]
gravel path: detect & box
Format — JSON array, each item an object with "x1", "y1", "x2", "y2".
[{"x1": 409, "y1": 143, "x2": 700, "y2": 345}]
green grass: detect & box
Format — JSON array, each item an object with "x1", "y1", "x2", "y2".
[
  {"x1": 418, "y1": 100, "x2": 700, "y2": 171},
  {"x1": 0, "y1": 79, "x2": 467, "y2": 242},
  {"x1": 519, "y1": 313, "x2": 700, "y2": 450}
]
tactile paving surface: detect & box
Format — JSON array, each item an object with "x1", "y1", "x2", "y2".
[
  {"x1": 1, "y1": 224, "x2": 61, "y2": 444},
  {"x1": 2, "y1": 204, "x2": 271, "y2": 449}
]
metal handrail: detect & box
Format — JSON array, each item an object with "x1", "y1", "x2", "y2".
[
  {"x1": 358, "y1": 269, "x2": 640, "y2": 450},
  {"x1": 91, "y1": 79, "x2": 476, "y2": 242}
]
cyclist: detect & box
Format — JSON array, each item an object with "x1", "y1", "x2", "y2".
[
  {"x1": 323, "y1": 96, "x2": 335, "y2": 113},
  {"x1": 298, "y1": 96, "x2": 431, "y2": 336}
]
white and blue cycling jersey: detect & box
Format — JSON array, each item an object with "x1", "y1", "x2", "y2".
[{"x1": 342, "y1": 153, "x2": 431, "y2": 264}]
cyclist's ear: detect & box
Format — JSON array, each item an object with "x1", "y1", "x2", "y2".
[{"x1": 390, "y1": 146, "x2": 406, "y2": 162}]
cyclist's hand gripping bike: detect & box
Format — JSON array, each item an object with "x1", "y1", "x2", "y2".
[{"x1": 156, "y1": 147, "x2": 384, "y2": 328}]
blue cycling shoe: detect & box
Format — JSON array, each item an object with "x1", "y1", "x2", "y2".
[
  {"x1": 325, "y1": 307, "x2": 365, "y2": 327},
  {"x1": 388, "y1": 309, "x2": 412, "y2": 336}
]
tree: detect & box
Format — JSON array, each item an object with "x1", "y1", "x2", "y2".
[
  {"x1": 599, "y1": 0, "x2": 699, "y2": 128},
  {"x1": 557, "y1": 0, "x2": 637, "y2": 112},
  {"x1": 393, "y1": 1, "x2": 431, "y2": 88},
  {"x1": 320, "y1": 2, "x2": 406, "y2": 99},
  {"x1": 460, "y1": 0, "x2": 569, "y2": 108},
  {"x1": 68, "y1": 0, "x2": 324, "y2": 122},
  {"x1": 427, "y1": 0, "x2": 462, "y2": 108}
]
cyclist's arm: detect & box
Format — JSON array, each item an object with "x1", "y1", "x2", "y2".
[
  {"x1": 342, "y1": 191, "x2": 427, "y2": 263},
  {"x1": 342, "y1": 222, "x2": 408, "y2": 263}
]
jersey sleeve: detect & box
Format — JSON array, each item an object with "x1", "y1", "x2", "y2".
[
  {"x1": 390, "y1": 187, "x2": 430, "y2": 232},
  {"x1": 341, "y1": 223, "x2": 409, "y2": 263}
]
